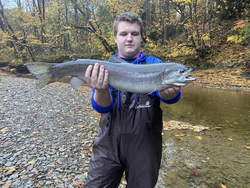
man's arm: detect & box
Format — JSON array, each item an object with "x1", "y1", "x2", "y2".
[{"x1": 85, "y1": 63, "x2": 112, "y2": 107}]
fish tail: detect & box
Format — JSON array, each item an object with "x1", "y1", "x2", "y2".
[{"x1": 25, "y1": 62, "x2": 54, "y2": 89}]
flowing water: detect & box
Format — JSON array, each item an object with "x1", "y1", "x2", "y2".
[
  {"x1": 158, "y1": 86, "x2": 250, "y2": 188},
  {"x1": 161, "y1": 86, "x2": 250, "y2": 132}
]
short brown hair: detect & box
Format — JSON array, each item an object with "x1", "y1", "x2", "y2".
[{"x1": 113, "y1": 12, "x2": 143, "y2": 36}]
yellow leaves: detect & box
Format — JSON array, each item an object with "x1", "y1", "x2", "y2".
[
  {"x1": 228, "y1": 138, "x2": 233, "y2": 141},
  {"x1": 148, "y1": 43, "x2": 155, "y2": 48},
  {"x1": 174, "y1": 135, "x2": 184, "y2": 142},
  {"x1": 28, "y1": 160, "x2": 35, "y2": 165},
  {"x1": 195, "y1": 136, "x2": 204, "y2": 140},
  {"x1": 202, "y1": 34, "x2": 211, "y2": 41},
  {"x1": 166, "y1": 44, "x2": 195, "y2": 58},
  {"x1": 227, "y1": 35, "x2": 242, "y2": 44},
  {"x1": 1, "y1": 128, "x2": 7, "y2": 133},
  {"x1": 221, "y1": 184, "x2": 227, "y2": 188},
  {"x1": 173, "y1": 0, "x2": 191, "y2": 4},
  {"x1": 244, "y1": 143, "x2": 250, "y2": 149}
]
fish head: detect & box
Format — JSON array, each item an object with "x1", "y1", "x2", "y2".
[{"x1": 163, "y1": 65, "x2": 196, "y2": 86}]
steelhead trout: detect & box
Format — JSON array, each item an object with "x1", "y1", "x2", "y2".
[{"x1": 25, "y1": 57, "x2": 196, "y2": 93}]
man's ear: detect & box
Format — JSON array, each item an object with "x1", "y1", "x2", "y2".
[{"x1": 114, "y1": 36, "x2": 117, "y2": 43}]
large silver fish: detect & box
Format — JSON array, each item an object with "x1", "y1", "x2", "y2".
[{"x1": 25, "y1": 57, "x2": 196, "y2": 93}]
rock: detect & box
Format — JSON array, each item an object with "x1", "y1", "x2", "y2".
[
  {"x1": 46, "y1": 181, "x2": 54, "y2": 185},
  {"x1": 27, "y1": 164, "x2": 33, "y2": 171},
  {"x1": 56, "y1": 168, "x2": 64, "y2": 173},
  {"x1": 56, "y1": 183, "x2": 65, "y2": 188},
  {"x1": 12, "y1": 173, "x2": 19, "y2": 180},
  {"x1": 38, "y1": 180, "x2": 45, "y2": 185},
  {"x1": 184, "y1": 162, "x2": 197, "y2": 170},
  {"x1": 3, "y1": 153, "x2": 12, "y2": 159},
  {"x1": 5, "y1": 161, "x2": 12, "y2": 167}
]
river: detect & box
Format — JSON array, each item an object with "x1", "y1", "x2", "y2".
[
  {"x1": 158, "y1": 86, "x2": 250, "y2": 188},
  {"x1": 161, "y1": 86, "x2": 250, "y2": 134}
]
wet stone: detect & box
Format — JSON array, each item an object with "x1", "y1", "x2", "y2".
[
  {"x1": 3, "y1": 153, "x2": 12, "y2": 159},
  {"x1": 5, "y1": 161, "x2": 12, "y2": 167},
  {"x1": 27, "y1": 164, "x2": 33, "y2": 171},
  {"x1": 46, "y1": 181, "x2": 54, "y2": 185}
]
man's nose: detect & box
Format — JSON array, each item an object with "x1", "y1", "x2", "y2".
[{"x1": 127, "y1": 33, "x2": 132, "y2": 41}]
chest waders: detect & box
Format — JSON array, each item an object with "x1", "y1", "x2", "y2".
[{"x1": 84, "y1": 90, "x2": 163, "y2": 188}]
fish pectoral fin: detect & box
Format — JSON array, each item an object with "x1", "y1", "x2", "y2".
[
  {"x1": 70, "y1": 77, "x2": 86, "y2": 90},
  {"x1": 107, "y1": 57, "x2": 128, "y2": 63}
]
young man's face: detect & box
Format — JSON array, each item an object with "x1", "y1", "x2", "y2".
[{"x1": 114, "y1": 21, "x2": 142, "y2": 59}]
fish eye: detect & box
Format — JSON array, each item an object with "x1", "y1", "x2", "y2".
[{"x1": 180, "y1": 69, "x2": 185, "y2": 73}]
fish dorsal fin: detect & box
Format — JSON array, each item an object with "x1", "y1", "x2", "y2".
[{"x1": 108, "y1": 56, "x2": 127, "y2": 63}]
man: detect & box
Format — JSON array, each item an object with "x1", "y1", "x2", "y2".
[{"x1": 84, "y1": 12, "x2": 181, "y2": 188}]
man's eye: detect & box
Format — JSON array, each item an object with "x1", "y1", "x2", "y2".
[
  {"x1": 120, "y1": 33, "x2": 127, "y2": 36},
  {"x1": 132, "y1": 33, "x2": 139, "y2": 36}
]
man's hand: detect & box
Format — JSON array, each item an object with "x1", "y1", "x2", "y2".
[
  {"x1": 159, "y1": 86, "x2": 181, "y2": 101},
  {"x1": 85, "y1": 63, "x2": 112, "y2": 107},
  {"x1": 85, "y1": 63, "x2": 109, "y2": 90}
]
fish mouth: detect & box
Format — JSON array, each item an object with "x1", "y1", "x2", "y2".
[{"x1": 172, "y1": 68, "x2": 197, "y2": 86}]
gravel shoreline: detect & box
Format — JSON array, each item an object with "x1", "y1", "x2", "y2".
[{"x1": 0, "y1": 76, "x2": 101, "y2": 188}]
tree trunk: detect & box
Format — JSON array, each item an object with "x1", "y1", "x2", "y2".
[
  {"x1": 146, "y1": 0, "x2": 152, "y2": 34},
  {"x1": 74, "y1": 0, "x2": 78, "y2": 43},
  {"x1": 163, "y1": 0, "x2": 170, "y2": 45}
]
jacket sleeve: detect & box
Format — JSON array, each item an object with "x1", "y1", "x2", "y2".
[
  {"x1": 157, "y1": 90, "x2": 181, "y2": 104},
  {"x1": 91, "y1": 88, "x2": 114, "y2": 113}
]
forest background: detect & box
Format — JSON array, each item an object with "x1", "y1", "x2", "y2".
[{"x1": 0, "y1": 0, "x2": 250, "y2": 72}]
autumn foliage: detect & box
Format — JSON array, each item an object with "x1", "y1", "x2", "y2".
[{"x1": 0, "y1": 0, "x2": 250, "y2": 67}]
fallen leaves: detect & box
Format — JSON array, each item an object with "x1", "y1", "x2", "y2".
[
  {"x1": 190, "y1": 66, "x2": 250, "y2": 91},
  {"x1": 194, "y1": 136, "x2": 204, "y2": 140},
  {"x1": 1, "y1": 127, "x2": 7, "y2": 133},
  {"x1": 221, "y1": 184, "x2": 227, "y2": 188},
  {"x1": 3, "y1": 180, "x2": 12, "y2": 187},
  {"x1": 174, "y1": 134, "x2": 184, "y2": 142},
  {"x1": 189, "y1": 170, "x2": 200, "y2": 176},
  {"x1": 244, "y1": 143, "x2": 250, "y2": 149},
  {"x1": 163, "y1": 120, "x2": 209, "y2": 132},
  {"x1": 28, "y1": 160, "x2": 35, "y2": 165},
  {"x1": 73, "y1": 178, "x2": 84, "y2": 187},
  {"x1": 11, "y1": 150, "x2": 18, "y2": 153}
]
